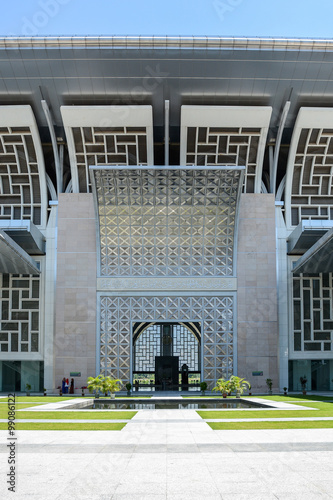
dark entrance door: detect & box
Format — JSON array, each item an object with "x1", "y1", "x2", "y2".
[
  {"x1": 311, "y1": 360, "x2": 330, "y2": 390},
  {"x1": 155, "y1": 356, "x2": 179, "y2": 390},
  {"x1": 2, "y1": 361, "x2": 21, "y2": 392}
]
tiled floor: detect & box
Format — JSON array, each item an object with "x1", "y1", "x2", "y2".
[{"x1": 1, "y1": 406, "x2": 333, "y2": 499}]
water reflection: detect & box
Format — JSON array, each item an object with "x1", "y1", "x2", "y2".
[{"x1": 85, "y1": 400, "x2": 260, "y2": 410}]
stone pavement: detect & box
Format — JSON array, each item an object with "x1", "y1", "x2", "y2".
[{"x1": 1, "y1": 406, "x2": 333, "y2": 500}]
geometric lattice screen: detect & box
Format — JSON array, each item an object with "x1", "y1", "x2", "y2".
[
  {"x1": 133, "y1": 323, "x2": 200, "y2": 372},
  {"x1": 184, "y1": 126, "x2": 262, "y2": 193},
  {"x1": 61, "y1": 105, "x2": 153, "y2": 193},
  {"x1": 0, "y1": 273, "x2": 40, "y2": 353},
  {"x1": 92, "y1": 167, "x2": 243, "y2": 277},
  {"x1": 293, "y1": 273, "x2": 333, "y2": 353},
  {"x1": 285, "y1": 108, "x2": 333, "y2": 229},
  {"x1": 67, "y1": 125, "x2": 150, "y2": 193},
  {"x1": 100, "y1": 295, "x2": 234, "y2": 387},
  {"x1": 0, "y1": 106, "x2": 47, "y2": 228},
  {"x1": 290, "y1": 128, "x2": 333, "y2": 226},
  {"x1": 180, "y1": 105, "x2": 272, "y2": 194}
]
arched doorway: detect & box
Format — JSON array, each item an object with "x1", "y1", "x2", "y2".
[{"x1": 132, "y1": 321, "x2": 201, "y2": 391}]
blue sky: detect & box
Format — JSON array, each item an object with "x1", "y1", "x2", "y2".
[{"x1": 1, "y1": 0, "x2": 333, "y2": 38}]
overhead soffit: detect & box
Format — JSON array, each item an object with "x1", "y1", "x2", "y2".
[
  {"x1": 0, "y1": 230, "x2": 40, "y2": 274},
  {"x1": 293, "y1": 228, "x2": 333, "y2": 274},
  {"x1": 0, "y1": 220, "x2": 45, "y2": 255},
  {"x1": 1, "y1": 37, "x2": 333, "y2": 127},
  {"x1": 287, "y1": 221, "x2": 333, "y2": 255}
]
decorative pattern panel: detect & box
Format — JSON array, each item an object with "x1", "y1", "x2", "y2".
[
  {"x1": 185, "y1": 126, "x2": 260, "y2": 193},
  {"x1": 99, "y1": 294, "x2": 234, "y2": 386},
  {"x1": 285, "y1": 108, "x2": 333, "y2": 228},
  {"x1": 180, "y1": 106, "x2": 272, "y2": 193},
  {"x1": 293, "y1": 273, "x2": 333, "y2": 353},
  {"x1": 133, "y1": 323, "x2": 200, "y2": 372},
  {"x1": 61, "y1": 106, "x2": 153, "y2": 193},
  {"x1": 0, "y1": 273, "x2": 40, "y2": 353},
  {"x1": 92, "y1": 167, "x2": 243, "y2": 277},
  {"x1": 290, "y1": 128, "x2": 333, "y2": 226},
  {"x1": 70, "y1": 126, "x2": 149, "y2": 193},
  {"x1": 133, "y1": 324, "x2": 161, "y2": 372},
  {"x1": 0, "y1": 106, "x2": 47, "y2": 227},
  {"x1": 172, "y1": 324, "x2": 200, "y2": 371}
]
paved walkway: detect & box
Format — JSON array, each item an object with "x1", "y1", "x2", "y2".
[{"x1": 1, "y1": 405, "x2": 333, "y2": 499}]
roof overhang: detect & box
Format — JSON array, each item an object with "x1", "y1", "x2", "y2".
[
  {"x1": 0, "y1": 220, "x2": 45, "y2": 255},
  {"x1": 287, "y1": 220, "x2": 333, "y2": 255},
  {"x1": 0, "y1": 230, "x2": 40, "y2": 274},
  {"x1": 292, "y1": 228, "x2": 333, "y2": 274}
]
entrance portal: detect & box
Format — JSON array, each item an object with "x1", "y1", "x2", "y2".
[{"x1": 133, "y1": 322, "x2": 201, "y2": 391}]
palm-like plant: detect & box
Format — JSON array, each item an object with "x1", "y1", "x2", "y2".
[
  {"x1": 229, "y1": 375, "x2": 250, "y2": 397},
  {"x1": 103, "y1": 377, "x2": 122, "y2": 399},
  {"x1": 87, "y1": 374, "x2": 104, "y2": 398},
  {"x1": 213, "y1": 378, "x2": 231, "y2": 397}
]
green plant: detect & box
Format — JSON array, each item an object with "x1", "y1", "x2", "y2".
[
  {"x1": 283, "y1": 386, "x2": 288, "y2": 394},
  {"x1": 300, "y1": 376, "x2": 307, "y2": 392},
  {"x1": 266, "y1": 378, "x2": 273, "y2": 392},
  {"x1": 104, "y1": 377, "x2": 122, "y2": 397},
  {"x1": 87, "y1": 374, "x2": 104, "y2": 397},
  {"x1": 125, "y1": 382, "x2": 132, "y2": 391},
  {"x1": 200, "y1": 381, "x2": 207, "y2": 394},
  {"x1": 213, "y1": 378, "x2": 230, "y2": 397},
  {"x1": 229, "y1": 376, "x2": 250, "y2": 397}
]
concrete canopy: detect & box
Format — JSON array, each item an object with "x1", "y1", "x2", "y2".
[{"x1": 0, "y1": 230, "x2": 40, "y2": 274}]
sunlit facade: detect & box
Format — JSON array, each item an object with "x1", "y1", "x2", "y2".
[{"x1": 0, "y1": 36, "x2": 333, "y2": 393}]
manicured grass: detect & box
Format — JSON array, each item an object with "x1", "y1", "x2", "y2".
[
  {"x1": 0, "y1": 396, "x2": 91, "y2": 403},
  {"x1": 0, "y1": 404, "x2": 45, "y2": 419},
  {"x1": 208, "y1": 420, "x2": 333, "y2": 430},
  {"x1": 0, "y1": 396, "x2": 137, "y2": 429},
  {"x1": 251, "y1": 395, "x2": 333, "y2": 402},
  {"x1": 0, "y1": 422, "x2": 126, "y2": 431},
  {"x1": 198, "y1": 396, "x2": 333, "y2": 430},
  {"x1": 198, "y1": 401, "x2": 333, "y2": 421}
]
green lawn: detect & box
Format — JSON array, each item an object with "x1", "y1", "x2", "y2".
[
  {"x1": 208, "y1": 420, "x2": 333, "y2": 430},
  {"x1": 0, "y1": 422, "x2": 126, "y2": 431},
  {"x1": 0, "y1": 396, "x2": 136, "y2": 430},
  {"x1": 1, "y1": 396, "x2": 91, "y2": 403},
  {"x1": 249, "y1": 394, "x2": 333, "y2": 402},
  {"x1": 198, "y1": 397, "x2": 333, "y2": 430}
]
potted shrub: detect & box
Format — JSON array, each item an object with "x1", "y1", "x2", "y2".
[
  {"x1": 125, "y1": 382, "x2": 132, "y2": 396},
  {"x1": 266, "y1": 378, "x2": 273, "y2": 395},
  {"x1": 26, "y1": 383, "x2": 31, "y2": 396},
  {"x1": 300, "y1": 376, "x2": 307, "y2": 395},
  {"x1": 213, "y1": 378, "x2": 230, "y2": 398},
  {"x1": 283, "y1": 387, "x2": 288, "y2": 396},
  {"x1": 87, "y1": 374, "x2": 104, "y2": 398},
  {"x1": 229, "y1": 376, "x2": 250, "y2": 398},
  {"x1": 200, "y1": 381, "x2": 207, "y2": 396},
  {"x1": 248, "y1": 384, "x2": 252, "y2": 396},
  {"x1": 43, "y1": 388, "x2": 47, "y2": 396},
  {"x1": 104, "y1": 377, "x2": 122, "y2": 399}
]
